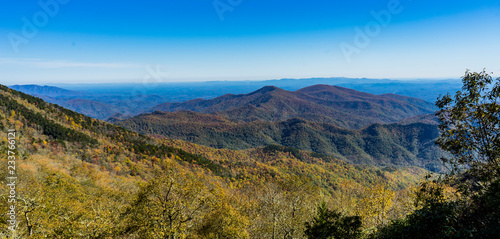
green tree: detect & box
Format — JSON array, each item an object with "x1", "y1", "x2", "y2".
[
  {"x1": 436, "y1": 69, "x2": 500, "y2": 185},
  {"x1": 372, "y1": 70, "x2": 500, "y2": 239},
  {"x1": 304, "y1": 202, "x2": 362, "y2": 239}
]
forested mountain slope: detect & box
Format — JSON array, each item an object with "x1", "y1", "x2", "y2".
[
  {"x1": 150, "y1": 85, "x2": 436, "y2": 129},
  {"x1": 118, "y1": 110, "x2": 444, "y2": 172},
  {"x1": 0, "y1": 84, "x2": 430, "y2": 238}
]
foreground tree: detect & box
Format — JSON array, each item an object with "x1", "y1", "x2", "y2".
[
  {"x1": 436, "y1": 69, "x2": 500, "y2": 185},
  {"x1": 249, "y1": 176, "x2": 317, "y2": 239},
  {"x1": 196, "y1": 199, "x2": 250, "y2": 239},
  {"x1": 304, "y1": 202, "x2": 362, "y2": 239},
  {"x1": 121, "y1": 163, "x2": 213, "y2": 239},
  {"x1": 356, "y1": 184, "x2": 395, "y2": 228},
  {"x1": 372, "y1": 70, "x2": 500, "y2": 239}
]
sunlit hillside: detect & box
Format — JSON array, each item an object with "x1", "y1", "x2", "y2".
[{"x1": 0, "y1": 85, "x2": 428, "y2": 238}]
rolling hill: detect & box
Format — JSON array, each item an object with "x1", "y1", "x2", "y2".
[
  {"x1": 117, "y1": 110, "x2": 444, "y2": 172},
  {"x1": 8, "y1": 85, "x2": 167, "y2": 120},
  {"x1": 150, "y1": 85, "x2": 437, "y2": 129},
  {"x1": 9, "y1": 84, "x2": 83, "y2": 97},
  {"x1": 38, "y1": 95, "x2": 123, "y2": 120}
]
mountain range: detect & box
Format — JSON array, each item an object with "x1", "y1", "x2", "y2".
[
  {"x1": 150, "y1": 85, "x2": 436, "y2": 129},
  {"x1": 53, "y1": 77, "x2": 462, "y2": 102},
  {"x1": 115, "y1": 85, "x2": 444, "y2": 172},
  {"x1": 9, "y1": 77, "x2": 460, "y2": 121},
  {"x1": 6, "y1": 83, "x2": 444, "y2": 171}
]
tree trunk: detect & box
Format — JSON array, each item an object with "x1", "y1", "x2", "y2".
[{"x1": 25, "y1": 211, "x2": 33, "y2": 236}]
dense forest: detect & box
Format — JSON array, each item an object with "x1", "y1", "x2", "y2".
[
  {"x1": 1, "y1": 70, "x2": 499, "y2": 238},
  {"x1": 149, "y1": 84, "x2": 436, "y2": 129},
  {"x1": 117, "y1": 111, "x2": 444, "y2": 172}
]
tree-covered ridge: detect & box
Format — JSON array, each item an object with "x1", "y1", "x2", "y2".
[
  {"x1": 0, "y1": 84, "x2": 230, "y2": 179},
  {"x1": 150, "y1": 84, "x2": 436, "y2": 129},
  {"x1": 117, "y1": 110, "x2": 445, "y2": 172},
  {"x1": 0, "y1": 93, "x2": 98, "y2": 147},
  {"x1": 0, "y1": 84, "x2": 429, "y2": 238}
]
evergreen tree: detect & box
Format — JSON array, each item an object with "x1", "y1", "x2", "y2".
[{"x1": 304, "y1": 202, "x2": 362, "y2": 239}]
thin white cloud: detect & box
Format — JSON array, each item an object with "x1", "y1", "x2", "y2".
[{"x1": 0, "y1": 58, "x2": 141, "y2": 69}]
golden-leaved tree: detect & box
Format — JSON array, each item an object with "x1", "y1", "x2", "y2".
[{"x1": 121, "y1": 162, "x2": 213, "y2": 239}]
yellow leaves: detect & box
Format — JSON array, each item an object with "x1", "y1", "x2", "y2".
[
  {"x1": 114, "y1": 165, "x2": 122, "y2": 173},
  {"x1": 123, "y1": 165, "x2": 216, "y2": 238},
  {"x1": 69, "y1": 119, "x2": 82, "y2": 129},
  {"x1": 0, "y1": 89, "x2": 435, "y2": 237},
  {"x1": 19, "y1": 162, "x2": 38, "y2": 174},
  {"x1": 197, "y1": 200, "x2": 250, "y2": 239},
  {"x1": 14, "y1": 163, "x2": 128, "y2": 238},
  {"x1": 414, "y1": 180, "x2": 459, "y2": 207},
  {"x1": 356, "y1": 184, "x2": 396, "y2": 227},
  {"x1": 15, "y1": 120, "x2": 23, "y2": 128}
]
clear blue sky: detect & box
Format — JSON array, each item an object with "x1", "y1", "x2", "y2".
[{"x1": 1, "y1": 0, "x2": 499, "y2": 84}]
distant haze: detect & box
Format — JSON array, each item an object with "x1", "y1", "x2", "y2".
[{"x1": 9, "y1": 78, "x2": 461, "y2": 120}]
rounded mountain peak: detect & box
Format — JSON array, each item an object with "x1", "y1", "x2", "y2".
[{"x1": 249, "y1": 85, "x2": 283, "y2": 95}]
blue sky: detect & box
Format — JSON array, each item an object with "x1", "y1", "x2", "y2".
[{"x1": 1, "y1": 0, "x2": 499, "y2": 84}]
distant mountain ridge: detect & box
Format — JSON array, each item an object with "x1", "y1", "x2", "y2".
[
  {"x1": 54, "y1": 77, "x2": 461, "y2": 102},
  {"x1": 150, "y1": 84, "x2": 437, "y2": 129},
  {"x1": 10, "y1": 84, "x2": 82, "y2": 97},
  {"x1": 8, "y1": 85, "x2": 155, "y2": 120},
  {"x1": 9, "y1": 78, "x2": 457, "y2": 121}
]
